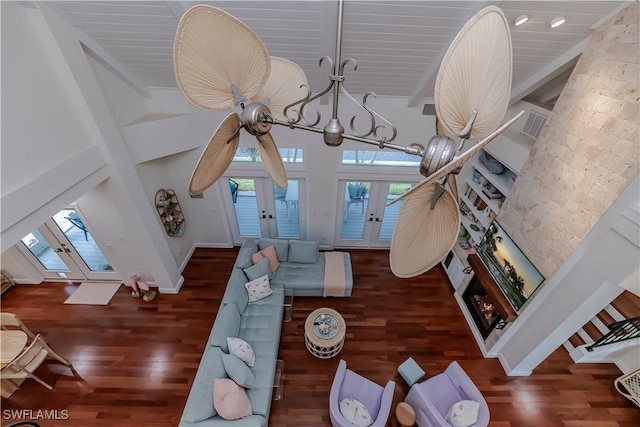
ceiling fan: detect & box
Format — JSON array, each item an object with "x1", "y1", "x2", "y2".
[{"x1": 173, "y1": 2, "x2": 524, "y2": 278}]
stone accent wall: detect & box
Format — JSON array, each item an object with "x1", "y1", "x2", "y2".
[{"x1": 499, "y1": 4, "x2": 639, "y2": 278}]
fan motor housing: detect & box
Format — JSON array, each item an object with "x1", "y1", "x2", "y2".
[
  {"x1": 420, "y1": 135, "x2": 456, "y2": 178},
  {"x1": 241, "y1": 103, "x2": 272, "y2": 136}
]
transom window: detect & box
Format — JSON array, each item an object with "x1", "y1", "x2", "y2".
[
  {"x1": 233, "y1": 148, "x2": 303, "y2": 164},
  {"x1": 342, "y1": 150, "x2": 420, "y2": 167}
]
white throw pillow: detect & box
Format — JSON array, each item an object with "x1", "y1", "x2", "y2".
[
  {"x1": 445, "y1": 400, "x2": 480, "y2": 427},
  {"x1": 226, "y1": 337, "x2": 256, "y2": 367},
  {"x1": 244, "y1": 274, "x2": 273, "y2": 303},
  {"x1": 339, "y1": 397, "x2": 373, "y2": 427}
]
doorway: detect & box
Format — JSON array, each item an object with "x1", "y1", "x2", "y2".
[
  {"x1": 224, "y1": 177, "x2": 305, "y2": 243},
  {"x1": 335, "y1": 180, "x2": 414, "y2": 248},
  {"x1": 15, "y1": 208, "x2": 118, "y2": 281}
]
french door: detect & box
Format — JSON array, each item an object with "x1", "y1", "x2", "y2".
[
  {"x1": 224, "y1": 177, "x2": 305, "y2": 243},
  {"x1": 335, "y1": 180, "x2": 414, "y2": 248},
  {"x1": 15, "y1": 208, "x2": 118, "y2": 281}
]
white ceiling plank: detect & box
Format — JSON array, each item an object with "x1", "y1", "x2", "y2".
[
  {"x1": 509, "y1": 37, "x2": 589, "y2": 105},
  {"x1": 406, "y1": 1, "x2": 491, "y2": 108}
]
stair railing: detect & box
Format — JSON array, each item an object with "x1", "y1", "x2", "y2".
[{"x1": 586, "y1": 316, "x2": 640, "y2": 352}]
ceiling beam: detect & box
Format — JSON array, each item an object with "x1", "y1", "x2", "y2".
[
  {"x1": 406, "y1": 1, "x2": 498, "y2": 108},
  {"x1": 509, "y1": 37, "x2": 588, "y2": 105},
  {"x1": 78, "y1": 35, "x2": 151, "y2": 98}
]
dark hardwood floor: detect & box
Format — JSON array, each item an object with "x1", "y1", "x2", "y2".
[{"x1": 1, "y1": 248, "x2": 637, "y2": 426}]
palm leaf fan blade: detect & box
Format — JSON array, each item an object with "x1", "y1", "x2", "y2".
[
  {"x1": 188, "y1": 113, "x2": 241, "y2": 195},
  {"x1": 390, "y1": 184, "x2": 459, "y2": 278},
  {"x1": 174, "y1": 5, "x2": 271, "y2": 111},
  {"x1": 255, "y1": 57, "x2": 308, "y2": 121},
  {"x1": 435, "y1": 6, "x2": 512, "y2": 139},
  {"x1": 257, "y1": 133, "x2": 288, "y2": 189}
]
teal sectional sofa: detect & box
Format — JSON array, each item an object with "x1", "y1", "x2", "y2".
[{"x1": 179, "y1": 238, "x2": 353, "y2": 427}]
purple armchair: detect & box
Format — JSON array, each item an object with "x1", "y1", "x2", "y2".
[
  {"x1": 404, "y1": 361, "x2": 489, "y2": 427},
  {"x1": 329, "y1": 360, "x2": 395, "y2": 427}
]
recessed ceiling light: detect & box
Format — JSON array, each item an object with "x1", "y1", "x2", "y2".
[
  {"x1": 549, "y1": 16, "x2": 566, "y2": 28},
  {"x1": 513, "y1": 14, "x2": 529, "y2": 26}
]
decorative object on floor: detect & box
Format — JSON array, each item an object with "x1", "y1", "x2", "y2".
[
  {"x1": 397, "y1": 357, "x2": 425, "y2": 386},
  {"x1": 127, "y1": 275, "x2": 157, "y2": 302},
  {"x1": 155, "y1": 189, "x2": 186, "y2": 237},
  {"x1": 329, "y1": 359, "x2": 395, "y2": 427},
  {"x1": 173, "y1": 2, "x2": 524, "y2": 278},
  {"x1": 63, "y1": 282, "x2": 121, "y2": 305},
  {"x1": 304, "y1": 308, "x2": 345, "y2": 358},
  {"x1": 395, "y1": 402, "x2": 416, "y2": 427},
  {"x1": 404, "y1": 361, "x2": 490, "y2": 427}
]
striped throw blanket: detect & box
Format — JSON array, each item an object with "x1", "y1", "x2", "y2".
[{"x1": 324, "y1": 252, "x2": 347, "y2": 297}]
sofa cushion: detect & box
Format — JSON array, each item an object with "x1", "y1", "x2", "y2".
[
  {"x1": 245, "y1": 274, "x2": 273, "y2": 303},
  {"x1": 252, "y1": 245, "x2": 279, "y2": 272},
  {"x1": 182, "y1": 347, "x2": 227, "y2": 423},
  {"x1": 244, "y1": 257, "x2": 272, "y2": 281},
  {"x1": 236, "y1": 239, "x2": 259, "y2": 269},
  {"x1": 227, "y1": 337, "x2": 256, "y2": 367},
  {"x1": 287, "y1": 240, "x2": 319, "y2": 263},
  {"x1": 210, "y1": 303, "x2": 241, "y2": 352},
  {"x1": 213, "y1": 378, "x2": 252, "y2": 420},
  {"x1": 221, "y1": 353, "x2": 256, "y2": 389},
  {"x1": 258, "y1": 238, "x2": 289, "y2": 262},
  {"x1": 222, "y1": 268, "x2": 249, "y2": 314}
]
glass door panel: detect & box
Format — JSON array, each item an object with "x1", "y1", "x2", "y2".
[
  {"x1": 335, "y1": 180, "x2": 415, "y2": 248},
  {"x1": 273, "y1": 181, "x2": 300, "y2": 238},
  {"x1": 337, "y1": 181, "x2": 372, "y2": 245},
  {"x1": 372, "y1": 182, "x2": 413, "y2": 246},
  {"x1": 50, "y1": 209, "x2": 113, "y2": 272},
  {"x1": 21, "y1": 230, "x2": 69, "y2": 271},
  {"x1": 225, "y1": 177, "x2": 304, "y2": 242},
  {"x1": 230, "y1": 178, "x2": 261, "y2": 237},
  {"x1": 18, "y1": 227, "x2": 85, "y2": 280}
]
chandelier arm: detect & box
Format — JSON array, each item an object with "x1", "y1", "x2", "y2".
[
  {"x1": 282, "y1": 56, "x2": 336, "y2": 127},
  {"x1": 340, "y1": 86, "x2": 376, "y2": 138},
  {"x1": 363, "y1": 93, "x2": 397, "y2": 143},
  {"x1": 266, "y1": 117, "x2": 423, "y2": 156}
]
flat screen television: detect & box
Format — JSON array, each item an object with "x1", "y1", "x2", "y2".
[{"x1": 477, "y1": 220, "x2": 545, "y2": 312}]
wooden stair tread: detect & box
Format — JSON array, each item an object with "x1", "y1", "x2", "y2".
[
  {"x1": 582, "y1": 321, "x2": 604, "y2": 341},
  {"x1": 611, "y1": 291, "x2": 640, "y2": 320},
  {"x1": 568, "y1": 333, "x2": 585, "y2": 348}
]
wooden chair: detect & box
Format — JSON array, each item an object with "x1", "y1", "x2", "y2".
[
  {"x1": 1, "y1": 334, "x2": 73, "y2": 393},
  {"x1": 0, "y1": 313, "x2": 36, "y2": 341}
]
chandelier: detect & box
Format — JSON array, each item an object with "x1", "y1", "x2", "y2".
[{"x1": 173, "y1": 0, "x2": 524, "y2": 277}]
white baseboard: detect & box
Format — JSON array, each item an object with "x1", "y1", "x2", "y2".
[
  {"x1": 498, "y1": 353, "x2": 532, "y2": 377},
  {"x1": 159, "y1": 275, "x2": 183, "y2": 294},
  {"x1": 179, "y1": 242, "x2": 235, "y2": 274}
]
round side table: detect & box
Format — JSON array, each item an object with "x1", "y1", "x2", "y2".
[
  {"x1": 304, "y1": 308, "x2": 346, "y2": 358},
  {"x1": 396, "y1": 402, "x2": 416, "y2": 427}
]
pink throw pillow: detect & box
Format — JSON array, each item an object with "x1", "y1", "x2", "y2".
[
  {"x1": 251, "y1": 252, "x2": 266, "y2": 265},
  {"x1": 252, "y1": 246, "x2": 279, "y2": 272},
  {"x1": 213, "y1": 378, "x2": 252, "y2": 420}
]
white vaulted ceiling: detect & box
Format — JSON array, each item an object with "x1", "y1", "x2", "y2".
[{"x1": 48, "y1": 0, "x2": 629, "y2": 106}]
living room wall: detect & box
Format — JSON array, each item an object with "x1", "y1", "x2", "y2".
[{"x1": 499, "y1": 3, "x2": 639, "y2": 278}]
